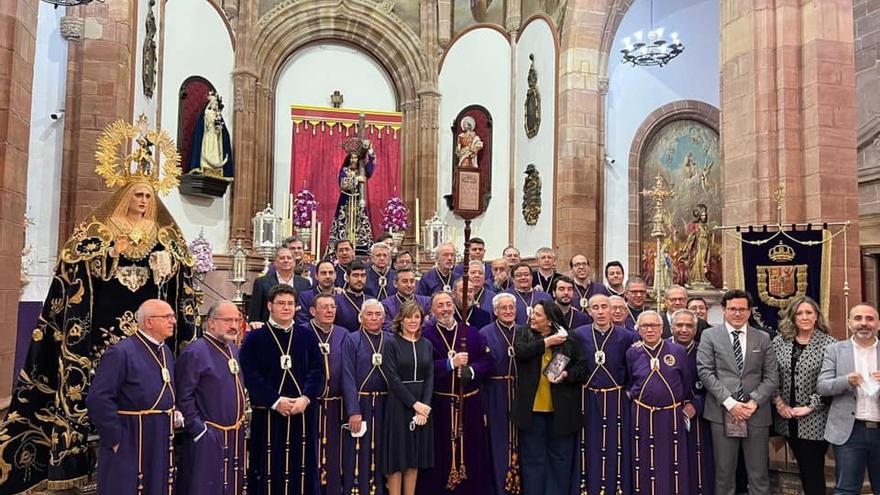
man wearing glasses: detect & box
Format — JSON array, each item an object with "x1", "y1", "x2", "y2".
[
  {"x1": 697, "y1": 290, "x2": 778, "y2": 495},
  {"x1": 240, "y1": 284, "x2": 325, "y2": 495},
  {"x1": 175, "y1": 300, "x2": 248, "y2": 495},
  {"x1": 87, "y1": 299, "x2": 181, "y2": 494}
]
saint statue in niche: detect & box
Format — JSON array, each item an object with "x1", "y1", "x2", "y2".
[
  {"x1": 456, "y1": 116, "x2": 483, "y2": 169},
  {"x1": 187, "y1": 91, "x2": 234, "y2": 181},
  {"x1": 680, "y1": 203, "x2": 713, "y2": 289},
  {"x1": 524, "y1": 53, "x2": 541, "y2": 138}
]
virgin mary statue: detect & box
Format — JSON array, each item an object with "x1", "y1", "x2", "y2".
[{"x1": 0, "y1": 117, "x2": 197, "y2": 494}]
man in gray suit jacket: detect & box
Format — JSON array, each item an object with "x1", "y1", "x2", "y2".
[
  {"x1": 697, "y1": 290, "x2": 778, "y2": 495},
  {"x1": 817, "y1": 303, "x2": 880, "y2": 495}
]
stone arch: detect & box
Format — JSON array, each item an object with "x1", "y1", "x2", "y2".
[
  {"x1": 626, "y1": 99, "x2": 720, "y2": 273},
  {"x1": 229, "y1": 0, "x2": 437, "y2": 241}
]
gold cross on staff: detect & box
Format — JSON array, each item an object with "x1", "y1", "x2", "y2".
[{"x1": 640, "y1": 175, "x2": 675, "y2": 236}]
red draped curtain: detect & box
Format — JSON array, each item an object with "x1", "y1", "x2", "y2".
[{"x1": 289, "y1": 106, "x2": 402, "y2": 250}]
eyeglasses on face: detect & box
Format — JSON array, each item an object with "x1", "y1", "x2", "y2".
[
  {"x1": 270, "y1": 300, "x2": 297, "y2": 307},
  {"x1": 147, "y1": 314, "x2": 177, "y2": 322},
  {"x1": 725, "y1": 307, "x2": 750, "y2": 314},
  {"x1": 212, "y1": 317, "x2": 243, "y2": 324},
  {"x1": 638, "y1": 323, "x2": 662, "y2": 329}
]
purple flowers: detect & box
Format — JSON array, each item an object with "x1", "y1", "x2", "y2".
[
  {"x1": 189, "y1": 233, "x2": 215, "y2": 275},
  {"x1": 294, "y1": 189, "x2": 318, "y2": 228},
  {"x1": 382, "y1": 196, "x2": 410, "y2": 232}
]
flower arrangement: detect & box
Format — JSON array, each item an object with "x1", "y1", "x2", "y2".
[
  {"x1": 381, "y1": 196, "x2": 410, "y2": 232},
  {"x1": 189, "y1": 231, "x2": 215, "y2": 275},
  {"x1": 294, "y1": 189, "x2": 318, "y2": 228}
]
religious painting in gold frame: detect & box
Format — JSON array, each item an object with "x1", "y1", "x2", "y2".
[{"x1": 639, "y1": 119, "x2": 722, "y2": 289}]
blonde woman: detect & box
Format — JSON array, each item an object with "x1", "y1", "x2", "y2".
[{"x1": 772, "y1": 296, "x2": 837, "y2": 495}]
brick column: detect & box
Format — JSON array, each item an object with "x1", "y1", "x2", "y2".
[
  {"x1": 58, "y1": 2, "x2": 135, "y2": 242},
  {"x1": 555, "y1": 0, "x2": 606, "y2": 264},
  {"x1": 0, "y1": 0, "x2": 38, "y2": 399},
  {"x1": 720, "y1": 0, "x2": 860, "y2": 333}
]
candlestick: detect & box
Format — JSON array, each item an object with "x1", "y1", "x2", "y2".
[
  {"x1": 311, "y1": 210, "x2": 317, "y2": 254},
  {"x1": 415, "y1": 198, "x2": 420, "y2": 247},
  {"x1": 288, "y1": 193, "x2": 294, "y2": 236},
  {"x1": 315, "y1": 222, "x2": 322, "y2": 264}
]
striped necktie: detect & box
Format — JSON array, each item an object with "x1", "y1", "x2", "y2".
[{"x1": 732, "y1": 330, "x2": 744, "y2": 374}]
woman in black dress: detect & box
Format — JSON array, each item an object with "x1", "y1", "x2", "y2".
[{"x1": 382, "y1": 300, "x2": 435, "y2": 495}]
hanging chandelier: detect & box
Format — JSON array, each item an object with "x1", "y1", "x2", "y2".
[
  {"x1": 620, "y1": 0, "x2": 684, "y2": 67},
  {"x1": 42, "y1": 0, "x2": 100, "y2": 8}
]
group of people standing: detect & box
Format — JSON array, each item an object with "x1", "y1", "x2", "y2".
[{"x1": 83, "y1": 235, "x2": 880, "y2": 495}]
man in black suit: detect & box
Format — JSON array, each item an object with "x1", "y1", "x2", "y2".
[
  {"x1": 247, "y1": 247, "x2": 310, "y2": 322},
  {"x1": 661, "y1": 285, "x2": 710, "y2": 339}
]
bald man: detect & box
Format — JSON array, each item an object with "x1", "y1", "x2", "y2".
[{"x1": 88, "y1": 299, "x2": 179, "y2": 495}]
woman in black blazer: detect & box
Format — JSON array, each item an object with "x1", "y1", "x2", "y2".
[{"x1": 511, "y1": 300, "x2": 588, "y2": 495}]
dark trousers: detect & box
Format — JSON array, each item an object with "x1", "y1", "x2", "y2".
[
  {"x1": 518, "y1": 412, "x2": 576, "y2": 495},
  {"x1": 834, "y1": 421, "x2": 880, "y2": 495},
  {"x1": 786, "y1": 436, "x2": 828, "y2": 495}
]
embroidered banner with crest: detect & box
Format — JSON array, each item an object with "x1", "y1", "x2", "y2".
[{"x1": 736, "y1": 229, "x2": 831, "y2": 331}]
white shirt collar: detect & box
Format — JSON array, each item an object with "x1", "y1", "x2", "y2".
[
  {"x1": 725, "y1": 321, "x2": 747, "y2": 334},
  {"x1": 269, "y1": 317, "x2": 295, "y2": 332},
  {"x1": 852, "y1": 336, "x2": 879, "y2": 349},
  {"x1": 138, "y1": 330, "x2": 162, "y2": 346}
]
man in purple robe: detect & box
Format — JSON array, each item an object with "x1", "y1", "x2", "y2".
[
  {"x1": 531, "y1": 247, "x2": 559, "y2": 292},
  {"x1": 490, "y1": 258, "x2": 512, "y2": 293},
  {"x1": 570, "y1": 255, "x2": 609, "y2": 316},
  {"x1": 382, "y1": 267, "x2": 431, "y2": 331},
  {"x1": 626, "y1": 310, "x2": 694, "y2": 495},
  {"x1": 552, "y1": 275, "x2": 591, "y2": 329},
  {"x1": 671, "y1": 309, "x2": 714, "y2": 495},
  {"x1": 603, "y1": 261, "x2": 626, "y2": 297},
  {"x1": 305, "y1": 293, "x2": 347, "y2": 495},
  {"x1": 452, "y1": 238, "x2": 494, "y2": 286},
  {"x1": 240, "y1": 284, "x2": 325, "y2": 495},
  {"x1": 505, "y1": 263, "x2": 552, "y2": 326},
  {"x1": 176, "y1": 300, "x2": 248, "y2": 495},
  {"x1": 297, "y1": 260, "x2": 339, "y2": 327},
  {"x1": 624, "y1": 277, "x2": 649, "y2": 328},
  {"x1": 87, "y1": 299, "x2": 179, "y2": 495},
  {"x1": 453, "y1": 277, "x2": 492, "y2": 329},
  {"x1": 478, "y1": 293, "x2": 520, "y2": 495},
  {"x1": 571, "y1": 294, "x2": 638, "y2": 495},
  {"x1": 335, "y1": 261, "x2": 368, "y2": 332},
  {"x1": 610, "y1": 295, "x2": 637, "y2": 332},
  {"x1": 418, "y1": 292, "x2": 494, "y2": 494},
  {"x1": 335, "y1": 240, "x2": 356, "y2": 288},
  {"x1": 466, "y1": 260, "x2": 496, "y2": 313},
  {"x1": 417, "y1": 242, "x2": 457, "y2": 297},
  {"x1": 342, "y1": 299, "x2": 391, "y2": 495},
  {"x1": 365, "y1": 242, "x2": 397, "y2": 300}
]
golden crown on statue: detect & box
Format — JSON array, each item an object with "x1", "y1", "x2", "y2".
[
  {"x1": 95, "y1": 114, "x2": 181, "y2": 195},
  {"x1": 768, "y1": 241, "x2": 796, "y2": 262}
]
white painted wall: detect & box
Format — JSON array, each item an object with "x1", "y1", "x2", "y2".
[
  {"x1": 159, "y1": 0, "x2": 234, "y2": 251},
  {"x1": 603, "y1": 0, "x2": 720, "y2": 272},
  {"x1": 22, "y1": 4, "x2": 68, "y2": 302},
  {"x1": 438, "y1": 28, "x2": 512, "y2": 258},
  {"x1": 514, "y1": 19, "x2": 556, "y2": 257},
  {"x1": 273, "y1": 43, "x2": 398, "y2": 212}
]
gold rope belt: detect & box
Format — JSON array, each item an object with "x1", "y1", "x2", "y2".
[
  {"x1": 321, "y1": 396, "x2": 342, "y2": 401},
  {"x1": 633, "y1": 399, "x2": 681, "y2": 412},
  {"x1": 436, "y1": 389, "x2": 480, "y2": 399},
  {"x1": 490, "y1": 375, "x2": 514, "y2": 380},
  {"x1": 357, "y1": 391, "x2": 388, "y2": 397},
  {"x1": 587, "y1": 385, "x2": 623, "y2": 393},
  {"x1": 206, "y1": 416, "x2": 246, "y2": 431},
  {"x1": 118, "y1": 409, "x2": 173, "y2": 416}
]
